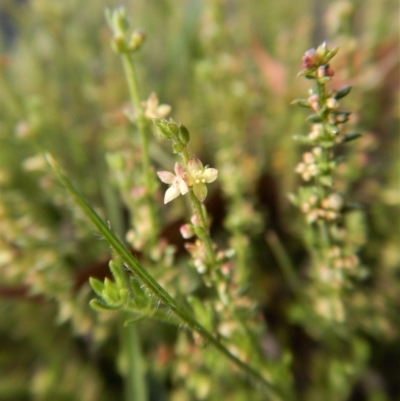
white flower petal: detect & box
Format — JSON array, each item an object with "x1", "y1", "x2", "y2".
[
  {"x1": 179, "y1": 180, "x2": 188, "y2": 195},
  {"x1": 203, "y1": 168, "x2": 218, "y2": 183},
  {"x1": 157, "y1": 105, "x2": 171, "y2": 117},
  {"x1": 157, "y1": 171, "x2": 175, "y2": 184},
  {"x1": 164, "y1": 186, "x2": 180, "y2": 204},
  {"x1": 148, "y1": 92, "x2": 158, "y2": 107},
  {"x1": 174, "y1": 162, "x2": 184, "y2": 178}
]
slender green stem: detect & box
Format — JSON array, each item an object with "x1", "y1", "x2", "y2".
[
  {"x1": 47, "y1": 154, "x2": 280, "y2": 396},
  {"x1": 121, "y1": 53, "x2": 159, "y2": 248},
  {"x1": 266, "y1": 230, "x2": 302, "y2": 296},
  {"x1": 189, "y1": 189, "x2": 217, "y2": 266},
  {"x1": 123, "y1": 321, "x2": 148, "y2": 401},
  {"x1": 316, "y1": 79, "x2": 335, "y2": 258},
  {"x1": 100, "y1": 163, "x2": 147, "y2": 401}
]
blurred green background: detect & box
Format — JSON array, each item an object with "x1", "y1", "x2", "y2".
[{"x1": 0, "y1": 0, "x2": 399, "y2": 400}]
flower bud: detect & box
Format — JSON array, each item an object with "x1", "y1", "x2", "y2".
[
  {"x1": 302, "y1": 48, "x2": 321, "y2": 69},
  {"x1": 167, "y1": 121, "x2": 179, "y2": 136},
  {"x1": 180, "y1": 224, "x2": 194, "y2": 239},
  {"x1": 153, "y1": 119, "x2": 174, "y2": 139},
  {"x1": 190, "y1": 214, "x2": 200, "y2": 226},
  {"x1": 307, "y1": 94, "x2": 320, "y2": 111},
  {"x1": 178, "y1": 123, "x2": 190, "y2": 144},
  {"x1": 128, "y1": 30, "x2": 146, "y2": 51},
  {"x1": 326, "y1": 98, "x2": 339, "y2": 109},
  {"x1": 112, "y1": 34, "x2": 128, "y2": 53}
]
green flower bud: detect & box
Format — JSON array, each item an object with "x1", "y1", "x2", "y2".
[
  {"x1": 128, "y1": 30, "x2": 146, "y2": 51},
  {"x1": 112, "y1": 34, "x2": 128, "y2": 53},
  {"x1": 167, "y1": 121, "x2": 180, "y2": 136},
  {"x1": 178, "y1": 123, "x2": 190, "y2": 144},
  {"x1": 153, "y1": 119, "x2": 174, "y2": 139}
]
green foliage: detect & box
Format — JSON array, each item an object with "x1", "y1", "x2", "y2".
[{"x1": 0, "y1": 1, "x2": 399, "y2": 400}]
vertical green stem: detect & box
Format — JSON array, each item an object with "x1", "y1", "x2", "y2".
[
  {"x1": 121, "y1": 54, "x2": 159, "y2": 248},
  {"x1": 188, "y1": 189, "x2": 217, "y2": 266},
  {"x1": 123, "y1": 321, "x2": 148, "y2": 401},
  {"x1": 100, "y1": 158, "x2": 147, "y2": 401},
  {"x1": 316, "y1": 79, "x2": 334, "y2": 259}
]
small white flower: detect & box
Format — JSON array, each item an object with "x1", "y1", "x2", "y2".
[
  {"x1": 186, "y1": 156, "x2": 218, "y2": 202},
  {"x1": 142, "y1": 93, "x2": 171, "y2": 119},
  {"x1": 157, "y1": 163, "x2": 188, "y2": 204}
]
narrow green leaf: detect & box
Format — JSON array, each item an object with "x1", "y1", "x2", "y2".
[
  {"x1": 297, "y1": 69, "x2": 315, "y2": 79},
  {"x1": 334, "y1": 85, "x2": 352, "y2": 99},
  {"x1": 325, "y1": 123, "x2": 339, "y2": 136},
  {"x1": 89, "y1": 299, "x2": 121, "y2": 312},
  {"x1": 104, "y1": 278, "x2": 119, "y2": 299},
  {"x1": 102, "y1": 291, "x2": 123, "y2": 307},
  {"x1": 109, "y1": 260, "x2": 127, "y2": 288},
  {"x1": 89, "y1": 277, "x2": 105, "y2": 297},
  {"x1": 341, "y1": 132, "x2": 362, "y2": 143},
  {"x1": 326, "y1": 46, "x2": 340, "y2": 62},
  {"x1": 129, "y1": 277, "x2": 150, "y2": 308},
  {"x1": 291, "y1": 99, "x2": 311, "y2": 108},
  {"x1": 119, "y1": 288, "x2": 129, "y2": 305},
  {"x1": 307, "y1": 114, "x2": 323, "y2": 123}
]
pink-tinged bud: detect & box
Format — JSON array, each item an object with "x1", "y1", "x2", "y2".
[
  {"x1": 190, "y1": 214, "x2": 200, "y2": 226},
  {"x1": 220, "y1": 263, "x2": 231, "y2": 276},
  {"x1": 317, "y1": 65, "x2": 335, "y2": 79},
  {"x1": 326, "y1": 66, "x2": 335, "y2": 77},
  {"x1": 307, "y1": 94, "x2": 320, "y2": 111},
  {"x1": 302, "y1": 48, "x2": 320, "y2": 69},
  {"x1": 194, "y1": 258, "x2": 207, "y2": 274},
  {"x1": 180, "y1": 224, "x2": 194, "y2": 239}
]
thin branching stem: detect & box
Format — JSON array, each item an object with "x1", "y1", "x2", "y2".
[
  {"x1": 121, "y1": 54, "x2": 159, "y2": 247},
  {"x1": 46, "y1": 154, "x2": 281, "y2": 397}
]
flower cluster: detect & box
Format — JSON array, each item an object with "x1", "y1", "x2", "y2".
[
  {"x1": 300, "y1": 192, "x2": 344, "y2": 223},
  {"x1": 157, "y1": 156, "x2": 218, "y2": 204},
  {"x1": 295, "y1": 149, "x2": 320, "y2": 181},
  {"x1": 300, "y1": 43, "x2": 337, "y2": 80}
]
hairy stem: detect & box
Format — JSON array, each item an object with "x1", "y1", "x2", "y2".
[{"x1": 47, "y1": 154, "x2": 280, "y2": 396}]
